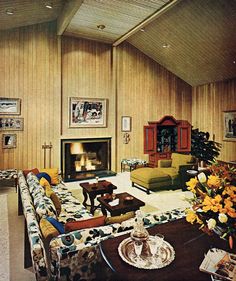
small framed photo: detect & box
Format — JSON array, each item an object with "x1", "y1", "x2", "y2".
[
  {"x1": 2, "y1": 133, "x2": 17, "y2": 149},
  {"x1": 223, "y1": 110, "x2": 236, "y2": 141},
  {"x1": 121, "y1": 116, "x2": 132, "y2": 132},
  {"x1": 0, "y1": 98, "x2": 21, "y2": 115},
  {"x1": 0, "y1": 117, "x2": 24, "y2": 131},
  {"x1": 69, "y1": 97, "x2": 107, "y2": 128}
]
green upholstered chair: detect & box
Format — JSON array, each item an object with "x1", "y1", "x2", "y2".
[{"x1": 130, "y1": 153, "x2": 196, "y2": 194}]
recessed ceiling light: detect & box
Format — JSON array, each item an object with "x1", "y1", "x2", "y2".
[
  {"x1": 5, "y1": 8, "x2": 14, "y2": 15},
  {"x1": 97, "y1": 24, "x2": 105, "y2": 30},
  {"x1": 45, "y1": 2, "x2": 53, "y2": 9},
  {"x1": 162, "y1": 43, "x2": 170, "y2": 48},
  {"x1": 233, "y1": 60, "x2": 236, "y2": 64}
]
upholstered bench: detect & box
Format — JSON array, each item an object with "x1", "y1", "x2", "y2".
[{"x1": 130, "y1": 167, "x2": 172, "y2": 194}]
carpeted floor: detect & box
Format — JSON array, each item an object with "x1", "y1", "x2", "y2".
[
  {"x1": 0, "y1": 194, "x2": 10, "y2": 281},
  {"x1": 0, "y1": 172, "x2": 192, "y2": 281}
]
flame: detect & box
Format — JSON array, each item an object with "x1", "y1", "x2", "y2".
[{"x1": 70, "y1": 143, "x2": 84, "y2": 154}]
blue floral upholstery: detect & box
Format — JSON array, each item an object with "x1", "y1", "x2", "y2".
[
  {"x1": 18, "y1": 171, "x2": 48, "y2": 281},
  {"x1": 18, "y1": 170, "x2": 185, "y2": 281}
]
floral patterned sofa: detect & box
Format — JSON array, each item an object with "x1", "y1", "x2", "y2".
[{"x1": 18, "y1": 170, "x2": 186, "y2": 281}]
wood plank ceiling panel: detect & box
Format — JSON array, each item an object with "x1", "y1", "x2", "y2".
[
  {"x1": 127, "y1": 0, "x2": 236, "y2": 86},
  {"x1": 0, "y1": 0, "x2": 64, "y2": 31},
  {"x1": 64, "y1": 0, "x2": 170, "y2": 43}
]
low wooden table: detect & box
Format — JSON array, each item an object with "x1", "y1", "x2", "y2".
[
  {"x1": 97, "y1": 192, "x2": 145, "y2": 216},
  {"x1": 80, "y1": 180, "x2": 117, "y2": 215},
  {"x1": 99, "y1": 218, "x2": 233, "y2": 281}
]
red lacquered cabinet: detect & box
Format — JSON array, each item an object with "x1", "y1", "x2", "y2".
[{"x1": 144, "y1": 115, "x2": 191, "y2": 167}]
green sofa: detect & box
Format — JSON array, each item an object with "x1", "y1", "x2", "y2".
[{"x1": 130, "y1": 153, "x2": 196, "y2": 194}]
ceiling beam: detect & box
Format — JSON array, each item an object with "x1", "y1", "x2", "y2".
[
  {"x1": 57, "y1": 0, "x2": 83, "y2": 36},
  {"x1": 112, "y1": 0, "x2": 182, "y2": 47}
]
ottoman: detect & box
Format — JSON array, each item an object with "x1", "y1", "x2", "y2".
[{"x1": 130, "y1": 167, "x2": 172, "y2": 194}]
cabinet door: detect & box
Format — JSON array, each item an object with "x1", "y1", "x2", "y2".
[
  {"x1": 144, "y1": 125, "x2": 157, "y2": 154},
  {"x1": 177, "y1": 124, "x2": 191, "y2": 152}
]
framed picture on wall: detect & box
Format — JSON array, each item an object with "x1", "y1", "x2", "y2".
[
  {"x1": 2, "y1": 133, "x2": 17, "y2": 149},
  {"x1": 223, "y1": 110, "x2": 236, "y2": 141},
  {"x1": 0, "y1": 117, "x2": 24, "y2": 131},
  {"x1": 121, "y1": 116, "x2": 132, "y2": 132},
  {"x1": 0, "y1": 98, "x2": 21, "y2": 115},
  {"x1": 69, "y1": 97, "x2": 107, "y2": 128}
]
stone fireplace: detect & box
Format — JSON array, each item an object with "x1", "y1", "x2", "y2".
[{"x1": 61, "y1": 137, "x2": 115, "y2": 181}]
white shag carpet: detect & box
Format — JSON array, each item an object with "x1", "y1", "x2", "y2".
[
  {"x1": 0, "y1": 194, "x2": 10, "y2": 281},
  {"x1": 64, "y1": 172, "x2": 193, "y2": 214}
]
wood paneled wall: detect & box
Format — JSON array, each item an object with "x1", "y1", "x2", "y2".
[
  {"x1": 0, "y1": 22, "x2": 61, "y2": 170},
  {"x1": 192, "y1": 79, "x2": 236, "y2": 162},
  {"x1": 116, "y1": 43, "x2": 192, "y2": 166},
  {"x1": 61, "y1": 37, "x2": 117, "y2": 169},
  {"x1": 3, "y1": 23, "x2": 233, "y2": 171}
]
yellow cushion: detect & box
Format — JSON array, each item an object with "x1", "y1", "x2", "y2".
[
  {"x1": 131, "y1": 168, "x2": 170, "y2": 183},
  {"x1": 158, "y1": 168, "x2": 178, "y2": 179},
  {"x1": 39, "y1": 218, "x2": 59, "y2": 242},
  {"x1": 171, "y1": 153, "x2": 194, "y2": 170},
  {"x1": 105, "y1": 211, "x2": 135, "y2": 225},
  {"x1": 39, "y1": 177, "x2": 53, "y2": 197},
  {"x1": 158, "y1": 159, "x2": 172, "y2": 168},
  {"x1": 40, "y1": 168, "x2": 59, "y2": 185},
  {"x1": 50, "y1": 192, "x2": 61, "y2": 215}
]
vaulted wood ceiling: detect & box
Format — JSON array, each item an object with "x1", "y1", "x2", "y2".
[{"x1": 0, "y1": 0, "x2": 235, "y2": 86}]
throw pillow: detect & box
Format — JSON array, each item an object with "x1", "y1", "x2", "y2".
[
  {"x1": 36, "y1": 172, "x2": 51, "y2": 184},
  {"x1": 64, "y1": 216, "x2": 106, "y2": 233},
  {"x1": 46, "y1": 217, "x2": 65, "y2": 234},
  {"x1": 50, "y1": 192, "x2": 61, "y2": 216},
  {"x1": 40, "y1": 168, "x2": 59, "y2": 185},
  {"x1": 23, "y1": 168, "x2": 40, "y2": 177},
  {"x1": 39, "y1": 178, "x2": 53, "y2": 197},
  {"x1": 105, "y1": 211, "x2": 135, "y2": 225},
  {"x1": 39, "y1": 218, "x2": 60, "y2": 242}
]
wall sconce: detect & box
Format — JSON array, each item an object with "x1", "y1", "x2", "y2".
[{"x1": 123, "y1": 133, "x2": 130, "y2": 144}]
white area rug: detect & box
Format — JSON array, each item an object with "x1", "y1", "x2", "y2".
[
  {"x1": 64, "y1": 172, "x2": 193, "y2": 214},
  {"x1": 0, "y1": 194, "x2": 10, "y2": 281}
]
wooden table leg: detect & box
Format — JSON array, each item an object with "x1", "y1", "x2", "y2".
[
  {"x1": 89, "y1": 194, "x2": 96, "y2": 215},
  {"x1": 101, "y1": 205, "x2": 107, "y2": 216},
  {"x1": 82, "y1": 190, "x2": 88, "y2": 207}
]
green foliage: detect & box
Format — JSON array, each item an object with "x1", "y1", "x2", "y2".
[{"x1": 191, "y1": 128, "x2": 221, "y2": 164}]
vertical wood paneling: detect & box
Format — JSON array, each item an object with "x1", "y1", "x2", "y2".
[
  {"x1": 61, "y1": 37, "x2": 116, "y2": 169},
  {"x1": 0, "y1": 22, "x2": 61, "y2": 170},
  {"x1": 3, "y1": 26, "x2": 233, "y2": 172},
  {"x1": 116, "y1": 43, "x2": 192, "y2": 169},
  {"x1": 192, "y1": 79, "x2": 236, "y2": 162}
]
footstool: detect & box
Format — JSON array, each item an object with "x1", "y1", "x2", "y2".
[{"x1": 130, "y1": 167, "x2": 172, "y2": 194}]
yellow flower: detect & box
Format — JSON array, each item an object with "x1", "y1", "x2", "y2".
[
  {"x1": 186, "y1": 177, "x2": 198, "y2": 193},
  {"x1": 207, "y1": 175, "x2": 221, "y2": 188},
  {"x1": 186, "y1": 209, "x2": 202, "y2": 224},
  {"x1": 202, "y1": 194, "x2": 222, "y2": 213}
]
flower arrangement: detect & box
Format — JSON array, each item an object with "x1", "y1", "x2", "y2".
[{"x1": 185, "y1": 162, "x2": 236, "y2": 248}]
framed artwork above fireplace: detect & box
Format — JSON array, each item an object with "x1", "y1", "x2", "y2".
[{"x1": 69, "y1": 97, "x2": 107, "y2": 128}]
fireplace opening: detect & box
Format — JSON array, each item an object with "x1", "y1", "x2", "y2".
[{"x1": 61, "y1": 138, "x2": 116, "y2": 181}]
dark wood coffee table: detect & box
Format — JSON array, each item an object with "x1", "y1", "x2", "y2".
[
  {"x1": 99, "y1": 218, "x2": 234, "y2": 281},
  {"x1": 97, "y1": 192, "x2": 145, "y2": 216},
  {"x1": 80, "y1": 180, "x2": 117, "y2": 215}
]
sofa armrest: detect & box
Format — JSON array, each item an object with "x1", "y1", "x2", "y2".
[{"x1": 158, "y1": 159, "x2": 172, "y2": 168}]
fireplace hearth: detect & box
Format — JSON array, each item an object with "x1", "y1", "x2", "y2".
[{"x1": 61, "y1": 138, "x2": 116, "y2": 182}]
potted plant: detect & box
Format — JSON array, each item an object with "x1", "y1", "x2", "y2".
[{"x1": 191, "y1": 128, "x2": 221, "y2": 167}]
